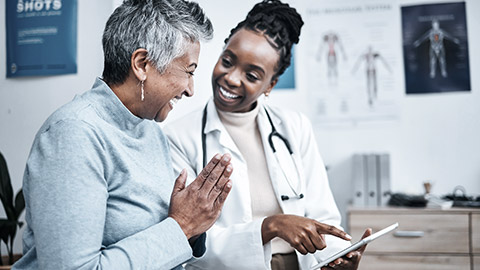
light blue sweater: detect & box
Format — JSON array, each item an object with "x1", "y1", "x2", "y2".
[{"x1": 13, "y1": 78, "x2": 202, "y2": 269}]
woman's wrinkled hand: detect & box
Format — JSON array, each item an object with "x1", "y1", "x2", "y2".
[{"x1": 169, "y1": 153, "x2": 233, "y2": 239}]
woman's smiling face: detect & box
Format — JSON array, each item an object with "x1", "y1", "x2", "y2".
[
  {"x1": 212, "y1": 28, "x2": 279, "y2": 113},
  {"x1": 144, "y1": 41, "x2": 200, "y2": 122}
]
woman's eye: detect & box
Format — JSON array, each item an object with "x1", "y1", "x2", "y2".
[
  {"x1": 222, "y1": 58, "x2": 232, "y2": 67},
  {"x1": 246, "y1": 73, "x2": 259, "y2": 82},
  {"x1": 188, "y1": 71, "x2": 195, "y2": 76}
]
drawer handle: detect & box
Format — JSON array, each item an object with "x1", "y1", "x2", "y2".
[{"x1": 393, "y1": 231, "x2": 425, "y2": 238}]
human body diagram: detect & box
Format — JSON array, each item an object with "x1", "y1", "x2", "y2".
[
  {"x1": 352, "y1": 46, "x2": 391, "y2": 107},
  {"x1": 413, "y1": 20, "x2": 460, "y2": 78},
  {"x1": 316, "y1": 32, "x2": 346, "y2": 84}
]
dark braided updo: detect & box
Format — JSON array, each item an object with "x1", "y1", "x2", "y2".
[{"x1": 224, "y1": 0, "x2": 304, "y2": 80}]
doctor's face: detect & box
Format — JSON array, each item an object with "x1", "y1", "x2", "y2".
[{"x1": 212, "y1": 28, "x2": 279, "y2": 113}]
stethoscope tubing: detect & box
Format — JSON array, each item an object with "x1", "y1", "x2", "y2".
[{"x1": 201, "y1": 104, "x2": 304, "y2": 200}]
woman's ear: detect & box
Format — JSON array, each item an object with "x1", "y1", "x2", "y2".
[
  {"x1": 131, "y1": 48, "x2": 149, "y2": 81},
  {"x1": 265, "y1": 78, "x2": 278, "y2": 96}
]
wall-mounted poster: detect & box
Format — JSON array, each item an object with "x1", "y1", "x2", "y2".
[
  {"x1": 6, "y1": 0, "x2": 78, "y2": 77},
  {"x1": 274, "y1": 47, "x2": 296, "y2": 90},
  {"x1": 401, "y1": 2, "x2": 470, "y2": 94},
  {"x1": 303, "y1": 2, "x2": 402, "y2": 126}
]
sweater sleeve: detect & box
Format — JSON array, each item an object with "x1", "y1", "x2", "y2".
[{"x1": 21, "y1": 120, "x2": 192, "y2": 270}]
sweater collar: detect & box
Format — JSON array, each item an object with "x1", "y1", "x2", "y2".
[
  {"x1": 216, "y1": 101, "x2": 260, "y2": 128},
  {"x1": 89, "y1": 77, "x2": 145, "y2": 130}
]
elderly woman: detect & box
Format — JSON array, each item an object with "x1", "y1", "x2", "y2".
[{"x1": 12, "y1": 0, "x2": 233, "y2": 269}]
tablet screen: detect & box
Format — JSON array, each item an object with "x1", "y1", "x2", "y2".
[{"x1": 310, "y1": 223, "x2": 398, "y2": 270}]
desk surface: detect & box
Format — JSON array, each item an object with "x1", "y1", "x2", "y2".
[{"x1": 348, "y1": 206, "x2": 480, "y2": 214}]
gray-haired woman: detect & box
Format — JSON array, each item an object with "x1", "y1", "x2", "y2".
[{"x1": 13, "y1": 1, "x2": 232, "y2": 269}]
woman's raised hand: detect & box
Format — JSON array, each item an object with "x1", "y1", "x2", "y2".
[{"x1": 169, "y1": 153, "x2": 233, "y2": 239}]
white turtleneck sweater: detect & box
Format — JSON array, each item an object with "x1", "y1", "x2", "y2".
[{"x1": 217, "y1": 104, "x2": 294, "y2": 255}]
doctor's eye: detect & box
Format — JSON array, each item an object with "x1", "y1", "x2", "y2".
[
  {"x1": 246, "y1": 72, "x2": 259, "y2": 82},
  {"x1": 221, "y1": 57, "x2": 233, "y2": 68}
]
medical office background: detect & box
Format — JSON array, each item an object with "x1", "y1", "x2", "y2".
[{"x1": 1, "y1": 0, "x2": 479, "y2": 255}]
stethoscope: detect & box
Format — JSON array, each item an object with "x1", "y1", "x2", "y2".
[{"x1": 201, "y1": 104, "x2": 304, "y2": 201}]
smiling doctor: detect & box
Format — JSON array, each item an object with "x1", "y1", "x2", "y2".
[{"x1": 164, "y1": 1, "x2": 371, "y2": 270}]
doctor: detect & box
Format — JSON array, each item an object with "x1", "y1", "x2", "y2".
[{"x1": 164, "y1": 1, "x2": 370, "y2": 269}]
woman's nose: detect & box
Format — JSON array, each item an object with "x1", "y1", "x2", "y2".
[
  {"x1": 184, "y1": 77, "x2": 195, "y2": 97},
  {"x1": 224, "y1": 69, "x2": 241, "y2": 88}
]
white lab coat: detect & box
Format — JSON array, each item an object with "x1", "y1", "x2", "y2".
[{"x1": 164, "y1": 99, "x2": 350, "y2": 270}]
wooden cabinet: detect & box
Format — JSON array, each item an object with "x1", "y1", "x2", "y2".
[
  {"x1": 359, "y1": 255, "x2": 470, "y2": 270},
  {"x1": 348, "y1": 207, "x2": 480, "y2": 270},
  {"x1": 474, "y1": 214, "x2": 480, "y2": 270},
  {"x1": 473, "y1": 214, "x2": 480, "y2": 254}
]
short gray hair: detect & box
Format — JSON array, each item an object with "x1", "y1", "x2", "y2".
[{"x1": 102, "y1": 0, "x2": 213, "y2": 85}]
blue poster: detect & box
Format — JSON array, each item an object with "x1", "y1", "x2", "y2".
[
  {"x1": 6, "y1": 0, "x2": 77, "y2": 77},
  {"x1": 274, "y1": 46, "x2": 296, "y2": 90},
  {"x1": 401, "y1": 2, "x2": 470, "y2": 94}
]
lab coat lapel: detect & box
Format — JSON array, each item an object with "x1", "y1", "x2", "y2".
[
  {"x1": 204, "y1": 100, "x2": 251, "y2": 223},
  {"x1": 257, "y1": 106, "x2": 288, "y2": 206},
  {"x1": 258, "y1": 105, "x2": 305, "y2": 215},
  {"x1": 204, "y1": 99, "x2": 243, "y2": 161}
]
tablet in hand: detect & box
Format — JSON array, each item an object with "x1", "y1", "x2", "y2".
[{"x1": 310, "y1": 223, "x2": 399, "y2": 270}]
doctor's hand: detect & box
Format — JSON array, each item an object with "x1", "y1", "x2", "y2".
[
  {"x1": 321, "y1": 228, "x2": 372, "y2": 270},
  {"x1": 169, "y1": 153, "x2": 233, "y2": 240},
  {"x1": 262, "y1": 215, "x2": 352, "y2": 255}
]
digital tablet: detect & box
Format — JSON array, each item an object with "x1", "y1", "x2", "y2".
[{"x1": 310, "y1": 222, "x2": 399, "y2": 270}]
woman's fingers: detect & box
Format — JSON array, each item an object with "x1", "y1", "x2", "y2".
[
  {"x1": 315, "y1": 223, "x2": 352, "y2": 241},
  {"x1": 171, "y1": 169, "x2": 187, "y2": 194},
  {"x1": 208, "y1": 163, "x2": 233, "y2": 200},
  {"x1": 199, "y1": 154, "x2": 231, "y2": 193},
  {"x1": 291, "y1": 232, "x2": 317, "y2": 254},
  {"x1": 311, "y1": 231, "x2": 326, "y2": 250},
  {"x1": 358, "y1": 228, "x2": 372, "y2": 252},
  {"x1": 168, "y1": 153, "x2": 233, "y2": 239},
  {"x1": 191, "y1": 153, "x2": 231, "y2": 194},
  {"x1": 190, "y1": 153, "x2": 222, "y2": 189},
  {"x1": 214, "y1": 179, "x2": 232, "y2": 207}
]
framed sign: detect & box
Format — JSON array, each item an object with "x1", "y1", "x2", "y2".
[
  {"x1": 401, "y1": 2, "x2": 470, "y2": 94},
  {"x1": 6, "y1": 0, "x2": 78, "y2": 77}
]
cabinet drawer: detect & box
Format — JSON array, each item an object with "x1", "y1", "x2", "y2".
[
  {"x1": 474, "y1": 256, "x2": 480, "y2": 270},
  {"x1": 473, "y1": 214, "x2": 480, "y2": 254},
  {"x1": 358, "y1": 254, "x2": 471, "y2": 270},
  {"x1": 349, "y1": 213, "x2": 469, "y2": 253}
]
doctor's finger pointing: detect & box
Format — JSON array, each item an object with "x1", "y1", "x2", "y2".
[{"x1": 315, "y1": 223, "x2": 352, "y2": 242}]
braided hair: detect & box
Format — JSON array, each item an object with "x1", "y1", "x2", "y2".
[{"x1": 224, "y1": 0, "x2": 303, "y2": 80}]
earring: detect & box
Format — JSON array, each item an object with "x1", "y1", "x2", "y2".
[
  {"x1": 264, "y1": 93, "x2": 269, "y2": 102},
  {"x1": 141, "y1": 80, "x2": 145, "y2": 101}
]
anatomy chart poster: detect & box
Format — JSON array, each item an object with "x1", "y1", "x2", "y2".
[
  {"x1": 401, "y1": 2, "x2": 470, "y2": 94},
  {"x1": 6, "y1": 0, "x2": 77, "y2": 77},
  {"x1": 302, "y1": 2, "x2": 402, "y2": 126}
]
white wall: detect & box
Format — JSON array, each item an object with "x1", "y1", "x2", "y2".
[
  {"x1": 0, "y1": 0, "x2": 479, "y2": 254},
  {"x1": 0, "y1": 0, "x2": 113, "y2": 254},
  {"x1": 165, "y1": 0, "x2": 480, "y2": 228}
]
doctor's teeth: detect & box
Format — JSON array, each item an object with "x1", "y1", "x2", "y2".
[{"x1": 220, "y1": 88, "x2": 239, "y2": 99}]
